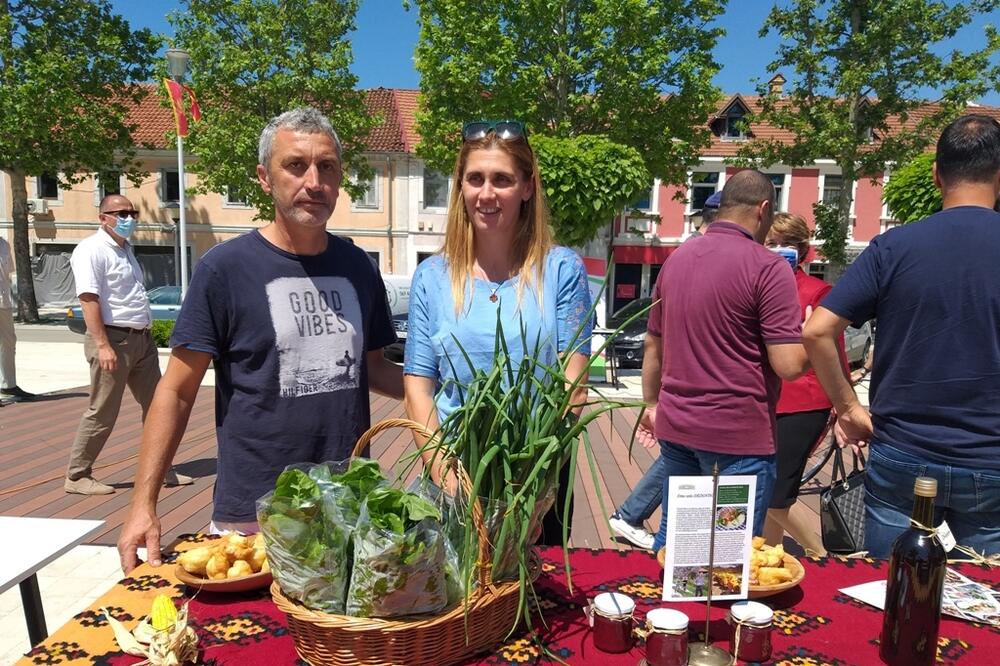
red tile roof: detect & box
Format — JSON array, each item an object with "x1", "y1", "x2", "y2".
[{"x1": 121, "y1": 84, "x2": 1000, "y2": 160}]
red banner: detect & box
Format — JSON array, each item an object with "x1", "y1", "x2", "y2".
[{"x1": 164, "y1": 79, "x2": 202, "y2": 137}]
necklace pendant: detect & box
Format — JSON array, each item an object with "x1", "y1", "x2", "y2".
[{"x1": 489, "y1": 293, "x2": 498, "y2": 303}]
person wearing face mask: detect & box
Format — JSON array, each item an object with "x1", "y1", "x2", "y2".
[
  {"x1": 762, "y1": 213, "x2": 850, "y2": 556},
  {"x1": 66, "y1": 195, "x2": 193, "y2": 495},
  {"x1": 637, "y1": 171, "x2": 810, "y2": 555}
]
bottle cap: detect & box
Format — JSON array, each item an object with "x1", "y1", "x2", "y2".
[
  {"x1": 914, "y1": 477, "x2": 937, "y2": 498},
  {"x1": 730, "y1": 600, "x2": 773, "y2": 625},
  {"x1": 646, "y1": 608, "x2": 688, "y2": 631},
  {"x1": 593, "y1": 592, "x2": 635, "y2": 617}
]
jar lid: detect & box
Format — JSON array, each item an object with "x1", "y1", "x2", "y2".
[
  {"x1": 593, "y1": 592, "x2": 635, "y2": 617},
  {"x1": 730, "y1": 601, "x2": 773, "y2": 625},
  {"x1": 647, "y1": 608, "x2": 688, "y2": 631}
]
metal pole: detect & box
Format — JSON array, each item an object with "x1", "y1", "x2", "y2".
[{"x1": 176, "y1": 133, "x2": 188, "y2": 296}]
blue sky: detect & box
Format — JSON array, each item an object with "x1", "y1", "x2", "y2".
[{"x1": 113, "y1": 0, "x2": 1000, "y2": 105}]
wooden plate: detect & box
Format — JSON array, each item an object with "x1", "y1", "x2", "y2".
[
  {"x1": 175, "y1": 565, "x2": 272, "y2": 593},
  {"x1": 655, "y1": 548, "x2": 804, "y2": 598},
  {"x1": 749, "y1": 553, "x2": 805, "y2": 599}
]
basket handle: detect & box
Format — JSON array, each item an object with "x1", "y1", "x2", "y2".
[{"x1": 350, "y1": 417, "x2": 495, "y2": 591}]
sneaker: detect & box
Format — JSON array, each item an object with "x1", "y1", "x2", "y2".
[
  {"x1": 609, "y1": 512, "x2": 655, "y2": 550},
  {"x1": 164, "y1": 469, "x2": 194, "y2": 486},
  {"x1": 0, "y1": 386, "x2": 39, "y2": 402},
  {"x1": 65, "y1": 476, "x2": 115, "y2": 495}
]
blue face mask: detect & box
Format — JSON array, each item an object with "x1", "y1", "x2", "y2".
[
  {"x1": 771, "y1": 245, "x2": 798, "y2": 268},
  {"x1": 112, "y1": 215, "x2": 136, "y2": 240}
]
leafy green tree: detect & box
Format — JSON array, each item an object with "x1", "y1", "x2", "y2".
[
  {"x1": 171, "y1": 0, "x2": 379, "y2": 217},
  {"x1": 409, "y1": 0, "x2": 725, "y2": 245},
  {"x1": 531, "y1": 136, "x2": 649, "y2": 247},
  {"x1": 0, "y1": 0, "x2": 160, "y2": 321},
  {"x1": 738, "y1": 0, "x2": 1000, "y2": 267},
  {"x1": 882, "y1": 152, "x2": 941, "y2": 224}
]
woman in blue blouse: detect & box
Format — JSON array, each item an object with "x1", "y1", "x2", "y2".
[{"x1": 403, "y1": 120, "x2": 593, "y2": 544}]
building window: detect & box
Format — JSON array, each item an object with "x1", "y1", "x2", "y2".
[
  {"x1": 629, "y1": 182, "x2": 654, "y2": 212},
  {"x1": 366, "y1": 251, "x2": 380, "y2": 268},
  {"x1": 160, "y1": 170, "x2": 180, "y2": 204},
  {"x1": 724, "y1": 105, "x2": 747, "y2": 139},
  {"x1": 353, "y1": 171, "x2": 380, "y2": 210},
  {"x1": 224, "y1": 186, "x2": 249, "y2": 206},
  {"x1": 417, "y1": 251, "x2": 435, "y2": 264},
  {"x1": 99, "y1": 172, "x2": 121, "y2": 199},
  {"x1": 766, "y1": 173, "x2": 786, "y2": 210},
  {"x1": 689, "y1": 171, "x2": 720, "y2": 211},
  {"x1": 37, "y1": 173, "x2": 59, "y2": 199},
  {"x1": 423, "y1": 169, "x2": 449, "y2": 209},
  {"x1": 822, "y1": 175, "x2": 843, "y2": 206}
]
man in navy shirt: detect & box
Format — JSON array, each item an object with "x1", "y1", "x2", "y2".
[
  {"x1": 804, "y1": 114, "x2": 1000, "y2": 558},
  {"x1": 117, "y1": 108, "x2": 404, "y2": 573}
]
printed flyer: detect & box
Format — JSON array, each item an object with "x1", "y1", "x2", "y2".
[
  {"x1": 661, "y1": 475, "x2": 757, "y2": 602},
  {"x1": 840, "y1": 568, "x2": 1000, "y2": 626}
]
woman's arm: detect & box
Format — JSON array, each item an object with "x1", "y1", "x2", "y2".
[{"x1": 563, "y1": 351, "x2": 590, "y2": 417}]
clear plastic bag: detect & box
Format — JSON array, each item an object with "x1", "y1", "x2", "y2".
[
  {"x1": 346, "y1": 484, "x2": 450, "y2": 618},
  {"x1": 256, "y1": 460, "x2": 386, "y2": 614}
]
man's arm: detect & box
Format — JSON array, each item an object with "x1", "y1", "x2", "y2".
[
  {"x1": 79, "y1": 293, "x2": 117, "y2": 372},
  {"x1": 803, "y1": 306, "x2": 872, "y2": 446},
  {"x1": 637, "y1": 332, "x2": 663, "y2": 448},
  {"x1": 366, "y1": 349, "x2": 404, "y2": 398},
  {"x1": 117, "y1": 347, "x2": 212, "y2": 573},
  {"x1": 765, "y1": 342, "x2": 810, "y2": 381}
]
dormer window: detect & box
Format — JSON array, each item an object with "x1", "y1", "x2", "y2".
[{"x1": 725, "y1": 104, "x2": 747, "y2": 139}]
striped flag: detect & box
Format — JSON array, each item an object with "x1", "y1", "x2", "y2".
[{"x1": 164, "y1": 79, "x2": 202, "y2": 137}]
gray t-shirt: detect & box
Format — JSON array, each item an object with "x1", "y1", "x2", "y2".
[{"x1": 172, "y1": 230, "x2": 395, "y2": 521}]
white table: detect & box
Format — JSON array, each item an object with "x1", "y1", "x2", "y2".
[{"x1": 0, "y1": 516, "x2": 104, "y2": 645}]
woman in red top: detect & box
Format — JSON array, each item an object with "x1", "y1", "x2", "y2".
[{"x1": 763, "y1": 213, "x2": 847, "y2": 556}]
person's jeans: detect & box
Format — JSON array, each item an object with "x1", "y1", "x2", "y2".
[
  {"x1": 618, "y1": 454, "x2": 666, "y2": 526},
  {"x1": 864, "y1": 440, "x2": 1000, "y2": 559},
  {"x1": 651, "y1": 440, "x2": 776, "y2": 553}
]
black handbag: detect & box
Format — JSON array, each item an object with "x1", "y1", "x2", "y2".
[{"x1": 820, "y1": 447, "x2": 867, "y2": 554}]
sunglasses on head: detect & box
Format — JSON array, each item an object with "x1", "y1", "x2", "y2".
[{"x1": 462, "y1": 120, "x2": 528, "y2": 142}]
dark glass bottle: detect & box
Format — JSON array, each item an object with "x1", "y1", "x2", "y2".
[{"x1": 879, "y1": 476, "x2": 947, "y2": 666}]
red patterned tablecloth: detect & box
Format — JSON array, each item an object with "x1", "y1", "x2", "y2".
[{"x1": 17, "y1": 538, "x2": 1000, "y2": 665}]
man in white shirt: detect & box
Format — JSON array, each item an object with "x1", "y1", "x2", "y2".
[
  {"x1": 0, "y1": 236, "x2": 39, "y2": 404},
  {"x1": 66, "y1": 195, "x2": 192, "y2": 494}
]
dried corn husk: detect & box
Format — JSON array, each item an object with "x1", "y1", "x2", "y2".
[{"x1": 102, "y1": 596, "x2": 198, "y2": 665}]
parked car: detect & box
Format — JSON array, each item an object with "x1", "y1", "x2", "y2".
[
  {"x1": 66, "y1": 285, "x2": 182, "y2": 334},
  {"x1": 383, "y1": 312, "x2": 408, "y2": 364},
  {"x1": 843, "y1": 320, "x2": 873, "y2": 367},
  {"x1": 605, "y1": 297, "x2": 652, "y2": 368}
]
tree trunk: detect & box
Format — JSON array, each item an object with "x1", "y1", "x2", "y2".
[{"x1": 7, "y1": 168, "x2": 40, "y2": 322}]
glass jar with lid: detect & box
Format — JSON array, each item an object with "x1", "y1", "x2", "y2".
[
  {"x1": 727, "y1": 600, "x2": 773, "y2": 662},
  {"x1": 643, "y1": 607, "x2": 689, "y2": 666},
  {"x1": 587, "y1": 592, "x2": 635, "y2": 653}
]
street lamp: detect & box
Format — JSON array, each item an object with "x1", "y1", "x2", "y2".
[{"x1": 165, "y1": 48, "x2": 191, "y2": 297}]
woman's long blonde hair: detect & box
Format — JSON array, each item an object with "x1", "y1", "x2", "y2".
[{"x1": 442, "y1": 132, "x2": 553, "y2": 314}]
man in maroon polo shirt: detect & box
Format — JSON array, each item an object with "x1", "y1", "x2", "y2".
[{"x1": 640, "y1": 170, "x2": 810, "y2": 553}]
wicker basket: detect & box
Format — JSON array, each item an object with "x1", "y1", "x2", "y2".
[{"x1": 270, "y1": 418, "x2": 528, "y2": 666}]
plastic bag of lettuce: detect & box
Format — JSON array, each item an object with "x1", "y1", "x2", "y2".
[
  {"x1": 256, "y1": 458, "x2": 386, "y2": 613},
  {"x1": 346, "y1": 484, "x2": 452, "y2": 617}
]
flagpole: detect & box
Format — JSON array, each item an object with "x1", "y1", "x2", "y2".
[
  {"x1": 165, "y1": 48, "x2": 192, "y2": 298},
  {"x1": 176, "y1": 133, "x2": 188, "y2": 297}
]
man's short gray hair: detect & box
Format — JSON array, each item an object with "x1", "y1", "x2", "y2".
[{"x1": 258, "y1": 107, "x2": 343, "y2": 169}]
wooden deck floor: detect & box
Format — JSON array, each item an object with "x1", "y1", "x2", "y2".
[{"x1": 0, "y1": 387, "x2": 828, "y2": 552}]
